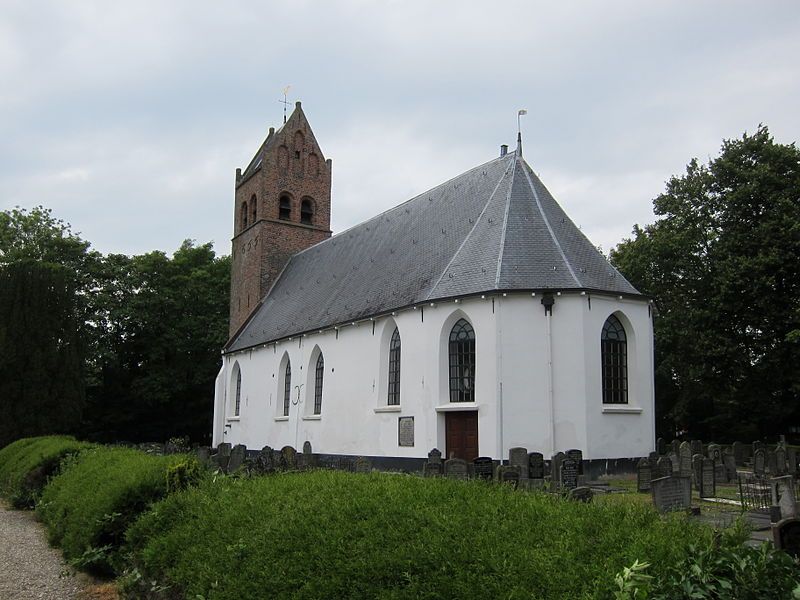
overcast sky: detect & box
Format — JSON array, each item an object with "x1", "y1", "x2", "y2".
[{"x1": 1, "y1": 1, "x2": 798, "y2": 257}]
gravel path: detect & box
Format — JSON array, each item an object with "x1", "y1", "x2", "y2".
[{"x1": 0, "y1": 501, "x2": 106, "y2": 600}]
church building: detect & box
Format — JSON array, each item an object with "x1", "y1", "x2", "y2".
[{"x1": 212, "y1": 103, "x2": 655, "y2": 463}]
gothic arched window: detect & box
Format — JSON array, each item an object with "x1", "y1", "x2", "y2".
[
  {"x1": 314, "y1": 353, "x2": 324, "y2": 414},
  {"x1": 387, "y1": 327, "x2": 401, "y2": 406},
  {"x1": 301, "y1": 198, "x2": 314, "y2": 225},
  {"x1": 233, "y1": 365, "x2": 242, "y2": 416},
  {"x1": 279, "y1": 194, "x2": 292, "y2": 220},
  {"x1": 601, "y1": 314, "x2": 628, "y2": 404},
  {"x1": 283, "y1": 359, "x2": 291, "y2": 417},
  {"x1": 449, "y1": 319, "x2": 475, "y2": 403}
]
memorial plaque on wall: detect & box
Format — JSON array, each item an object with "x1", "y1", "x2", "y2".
[{"x1": 398, "y1": 416, "x2": 414, "y2": 447}]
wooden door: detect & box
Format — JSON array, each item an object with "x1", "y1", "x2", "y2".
[{"x1": 445, "y1": 411, "x2": 479, "y2": 461}]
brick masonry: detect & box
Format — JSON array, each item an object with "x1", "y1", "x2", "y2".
[{"x1": 229, "y1": 102, "x2": 332, "y2": 337}]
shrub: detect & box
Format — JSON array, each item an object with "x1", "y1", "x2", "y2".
[
  {"x1": 125, "y1": 471, "x2": 713, "y2": 600},
  {"x1": 37, "y1": 446, "x2": 197, "y2": 576},
  {"x1": 0, "y1": 435, "x2": 94, "y2": 508}
]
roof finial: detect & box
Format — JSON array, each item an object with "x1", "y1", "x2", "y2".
[
  {"x1": 517, "y1": 109, "x2": 527, "y2": 156},
  {"x1": 280, "y1": 85, "x2": 292, "y2": 124}
]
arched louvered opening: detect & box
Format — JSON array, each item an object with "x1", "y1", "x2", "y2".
[
  {"x1": 301, "y1": 197, "x2": 314, "y2": 225},
  {"x1": 279, "y1": 194, "x2": 292, "y2": 220}
]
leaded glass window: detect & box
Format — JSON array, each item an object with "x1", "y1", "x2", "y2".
[
  {"x1": 234, "y1": 368, "x2": 242, "y2": 416},
  {"x1": 283, "y1": 360, "x2": 291, "y2": 416},
  {"x1": 388, "y1": 327, "x2": 401, "y2": 405},
  {"x1": 314, "y1": 353, "x2": 324, "y2": 414},
  {"x1": 601, "y1": 314, "x2": 628, "y2": 404},
  {"x1": 449, "y1": 319, "x2": 475, "y2": 403}
]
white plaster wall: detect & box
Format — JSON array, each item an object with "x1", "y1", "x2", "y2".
[{"x1": 211, "y1": 291, "x2": 655, "y2": 460}]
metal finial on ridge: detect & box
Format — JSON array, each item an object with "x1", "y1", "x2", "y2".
[{"x1": 517, "y1": 109, "x2": 527, "y2": 156}]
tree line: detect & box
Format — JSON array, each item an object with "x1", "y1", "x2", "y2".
[{"x1": 0, "y1": 207, "x2": 230, "y2": 448}]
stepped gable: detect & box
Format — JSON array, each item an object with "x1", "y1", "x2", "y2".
[{"x1": 226, "y1": 151, "x2": 640, "y2": 352}]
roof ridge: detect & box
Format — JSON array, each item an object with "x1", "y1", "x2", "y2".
[
  {"x1": 494, "y1": 156, "x2": 518, "y2": 287},
  {"x1": 427, "y1": 156, "x2": 516, "y2": 300},
  {"x1": 518, "y1": 158, "x2": 581, "y2": 286}
]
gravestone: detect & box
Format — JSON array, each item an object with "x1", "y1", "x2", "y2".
[
  {"x1": 679, "y1": 442, "x2": 692, "y2": 477},
  {"x1": 668, "y1": 452, "x2": 680, "y2": 474},
  {"x1": 252, "y1": 446, "x2": 275, "y2": 474},
  {"x1": 771, "y1": 475, "x2": 797, "y2": 520},
  {"x1": 444, "y1": 458, "x2": 468, "y2": 479},
  {"x1": 303, "y1": 441, "x2": 312, "y2": 455},
  {"x1": 354, "y1": 456, "x2": 372, "y2": 473},
  {"x1": 714, "y1": 461, "x2": 727, "y2": 485},
  {"x1": 648, "y1": 451, "x2": 658, "y2": 464},
  {"x1": 228, "y1": 444, "x2": 247, "y2": 472},
  {"x1": 671, "y1": 439, "x2": 680, "y2": 456},
  {"x1": 732, "y1": 441, "x2": 744, "y2": 466},
  {"x1": 656, "y1": 438, "x2": 665, "y2": 456},
  {"x1": 528, "y1": 452, "x2": 544, "y2": 479},
  {"x1": 767, "y1": 451, "x2": 778, "y2": 475},
  {"x1": 788, "y1": 448, "x2": 798, "y2": 476},
  {"x1": 656, "y1": 456, "x2": 673, "y2": 480},
  {"x1": 723, "y1": 451, "x2": 737, "y2": 483},
  {"x1": 497, "y1": 465, "x2": 520, "y2": 488},
  {"x1": 473, "y1": 457, "x2": 494, "y2": 481},
  {"x1": 560, "y1": 457, "x2": 580, "y2": 490},
  {"x1": 637, "y1": 458, "x2": 652, "y2": 492},
  {"x1": 690, "y1": 439, "x2": 703, "y2": 456},
  {"x1": 707, "y1": 443, "x2": 721, "y2": 463},
  {"x1": 700, "y1": 457, "x2": 716, "y2": 498},
  {"x1": 753, "y1": 448, "x2": 766, "y2": 476},
  {"x1": 509, "y1": 447, "x2": 529, "y2": 478},
  {"x1": 692, "y1": 454, "x2": 703, "y2": 490},
  {"x1": 215, "y1": 442, "x2": 232, "y2": 472},
  {"x1": 423, "y1": 448, "x2": 443, "y2": 476},
  {"x1": 775, "y1": 446, "x2": 787, "y2": 476},
  {"x1": 428, "y1": 448, "x2": 442, "y2": 464},
  {"x1": 280, "y1": 445, "x2": 297, "y2": 470},
  {"x1": 196, "y1": 446, "x2": 211, "y2": 466},
  {"x1": 651, "y1": 476, "x2": 691, "y2": 513},
  {"x1": 566, "y1": 449, "x2": 583, "y2": 473},
  {"x1": 568, "y1": 486, "x2": 593, "y2": 503},
  {"x1": 753, "y1": 441, "x2": 764, "y2": 454},
  {"x1": 773, "y1": 518, "x2": 800, "y2": 558},
  {"x1": 550, "y1": 452, "x2": 565, "y2": 491}
]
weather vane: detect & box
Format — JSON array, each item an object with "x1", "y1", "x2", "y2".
[
  {"x1": 517, "y1": 109, "x2": 527, "y2": 156},
  {"x1": 280, "y1": 85, "x2": 292, "y2": 123}
]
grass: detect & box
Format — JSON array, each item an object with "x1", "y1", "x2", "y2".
[
  {"x1": 0, "y1": 435, "x2": 95, "y2": 508},
  {"x1": 37, "y1": 446, "x2": 196, "y2": 576},
  {"x1": 124, "y1": 470, "x2": 714, "y2": 600}
]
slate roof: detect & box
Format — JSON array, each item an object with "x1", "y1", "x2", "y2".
[{"x1": 226, "y1": 150, "x2": 641, "y2": 352}]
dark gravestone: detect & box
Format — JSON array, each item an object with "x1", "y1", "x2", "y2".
[
  {"x1": 473, "y1": 457, "x2": 494, "y2": 481},
  {"x1": 252, "y1": 446, "x2": 275, "y2": 474},
  {"x1": 775, "y1": 447, "x2": 787, "y2": 476},
  {"x1": 528, "y1": 452, "x2": 544, "y2": 479},
  {"x1": 423, "y1": 448, "x2": 443, "y2": 477},
  {"x1": 723, "y1": 452, "x2": 737, "y2": 483},
  {"x1": 732, "y1": 441, "x2": 744, "y2": 466},
  {"x1": 303, "y1": 441, "x2": 312, "y2": 455},
  {"x1": 280, "y1": 446, "x2": 297, "y2": 470},
  {"x1": 690, "y1": 439, "x2": 703, "y2": 456},
  {"x1": 196, "y1": 446, "x2": 211, "y2": 466},
  {"x1": 773, "y1": 519, "x2": 800, "y2": 558},
  {"x1": 566, "y1": 449, "x2": 583, "y2": 475},
  {"x1": 656, "y1": 438, "x2": 665, "y2": 456},
  {"x1": 700, "y1": 457, "x2": 716, "y2": 498},
  {"x1": 648, "y1": 451, "x2": 658, "y2": 464},
  {"x1": 215, "y1": 442, "x2": 232, "y2": 472},
  {"x1": 753, "y1": 441, "x2": 764, "y2": 454},
  {"x1": 678, "y1": 442, "x2": 692, "y2": 477},
  {"x1": 753, "y1": 448, "x2": 766, "y2": 476},
  {"x1": 714, "y1": 462, "x2": 727, "y2": 485},
  {"x1": 671, "y1": 440, "x2": 680, "y2": 457},
  {"x1": 509, "y1": 447, "x2": 529, "y2": 479},
  {"x1": 692, "y1": 454, "x2": 703, "y2": 490},
  {"x1": 560, "y1": 458, "x2": 579, "y2": 490},
  {"x1": 651, "y1": 476, "x2": 691, "y2": 513},
  {"x1": 354, "y1": 456, "x2": 372, "y2": 473},
  {"x1": 428, "y1": 448, "x2": 443, "y2": 464},
  {"x1": 550, "y1": 452, "x2": 565, "y2": 491},
  {"x1": 637, "y1": 458, "x2": 652, "y2": 492},
  {"x1": 497, "y1": 465, "x2": 520, "y2": 488},
  {"x1": 767, "y1": 451, "x2": 778, "y2": 476},
  {"x1": 228, "y1": 444, "x2": 247, "y2": 473},
  {"x1": 444, "y1": 458, "x2": 468, "y2": 479},
  {"x1": 656, "y1": 456, "x2": 673, "y2": 480},
  {"x1": 568, "y1": 486, "x2": 593, "y2": 503}
]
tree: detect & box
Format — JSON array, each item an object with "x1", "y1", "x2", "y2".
[
  {"x1": 611, "y1": 126, "x2": 800, "y2": 441},
  {"x1": 0, "y1": 260, "x2": 84, "y2": 447}
]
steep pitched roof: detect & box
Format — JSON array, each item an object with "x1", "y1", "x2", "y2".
[{"x1": 226, "y1": 151, "x2": 640, "y2": 352}]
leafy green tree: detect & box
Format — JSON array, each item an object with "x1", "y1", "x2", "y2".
[
  {"x1": 0, "y1": 260, "x2": 85, "y2": 447},
  {"x1": 611, "y1": 126, "x2": 800, "y2": 441}
]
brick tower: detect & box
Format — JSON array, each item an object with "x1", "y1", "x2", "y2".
[{"x1": 229, "y1": 102, "x2": 332, "y2": 337}]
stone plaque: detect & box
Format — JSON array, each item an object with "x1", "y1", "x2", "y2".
[
  {"x1": 651, "y1": 476, "x2": 691, "y2": 513},
  {"x1": 473, "y1": 457, "x2": 494, "y2": 481},
  {"x1": 398, "y1": 416, "x2": 414, "y2": 447},
  {"x1": 679, "y1": 442, "x2": 692, "y2": 477},
  {"x1": 637, "y1": 458, "x2": 652, "y2": 492},
  {"x1": 560, "y1": 457, "x2": 579, "y2": 490},
  {"x1": 753, "y1": 448, "x2": 766, "y2": 476},
  {"x1": 444, "y1": 458, "x2": 468, "y2": 479},
  {"x1": 699, "y1": 457, "x2": 715, "y2": 498},
  {"x1": 509, "y1": 447, "x2": 529, "y2": 478},
  {"x1": 528, "y1": 452, "x2": 544, "y2": 479}
]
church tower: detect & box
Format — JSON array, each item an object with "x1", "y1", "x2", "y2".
[{"x1": 229, "y1": 102, "x2": 332, "y2": 337}]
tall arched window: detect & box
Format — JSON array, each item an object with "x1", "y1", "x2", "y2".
[
  {"x1": 387, "y1": 327, "x2": 401, "y2": 405},
  {"x1": 301, "y1": 198, "x2": 314, "y2": 225},
  {"x1": 279, "y1": 195, "x2": 292, "y2": 220},
  {"x1": 601, "y1": 314, "x2": 628, "y2": 404},
  {"x1": 314, "y1": 353, "x2": 324, "y2": 414},
  {"x1": 234, "y1": 367, "x2": 242, "y2": 416},
  {"x1": 283, "y1": 360, "x2": 291, "y2": 416},
  {"x1": 250, "y1": 194, "x2": 257, "y2": 223},
  {"x1": 449, "y1": 319, "x2": 475, "y2": 402}
]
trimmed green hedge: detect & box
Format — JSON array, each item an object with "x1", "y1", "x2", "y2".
[
  {"x1": 37, "y1": 446, "x2": 197, "y2": 576},
  {"x1": 125, "y1": 471, "x2": 711, "y2": 600},
  {"x1": 0, "y1": 435, "x2": 94, "y2": 508}
]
